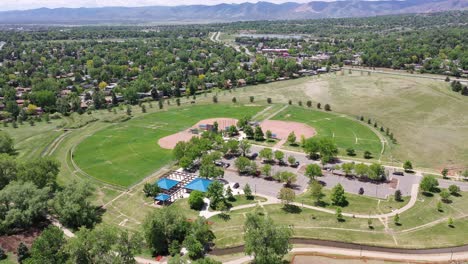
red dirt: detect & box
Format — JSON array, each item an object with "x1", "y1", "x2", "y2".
[
  {"x1": 158, "y1": 118, "x2": 238, "y2": 149},
  {"x1": 260, "y1": 120, "x2": 316, "y2": 147},
  {"x1": 0, "y1": 224, "x2": 47, "y2": 254}
]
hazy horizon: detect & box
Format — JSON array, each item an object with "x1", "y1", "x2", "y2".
[{"x1": 0, "y1": 0, "x2": 342, "y2": 12}]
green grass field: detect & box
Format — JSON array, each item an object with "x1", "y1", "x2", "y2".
[
  {"x1": 296, "y1": 189, "x2": 409, "y2": 215},
  {"x1": 73, "y1": 104, "x2": 264, "y2": 187},
  {"x1": 274, "y1": 106, "x2": 383, "y2": 158}
]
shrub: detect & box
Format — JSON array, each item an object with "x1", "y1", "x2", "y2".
[{"x1": 188, "y1": 191, "x2": 205, "y2": 210}]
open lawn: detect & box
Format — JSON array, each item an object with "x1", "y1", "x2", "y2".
[
  {"x1": 317, "y1": 72, "x2": 468, "y2": 170},
  {"x1": 296, "y1": 189, "x2": 409, "y2": 215},
  {"x1": 274, "y1": 106, "x2": 382, "y2": 158},
  {"x1": 211, "y1": 204, "x2": 391, "y2": 249},
  {"x1": 73, "y1": 104, "x2": 264, "y2": 187}
]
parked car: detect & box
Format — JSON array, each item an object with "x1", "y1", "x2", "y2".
[
  {"x1": 214, "y1": 161, "x2": 225, "y2": 167},
  {"x1": 232, "y1": 182, "x2": 240, "y2": 189},
  {"x1": 393, "y1": 171, "x2": 404, "y2": 176},
  {"x1": 278, "y1": 160, "x2": 288, "y2": 166},
  {"x1": 249, "y1": 153, "x2": 258, "y2": 160},
  {"x1": 217, "y1": 179, "x2": 229, "y2": 185},
  {"x1": 291, "y1": 161, "x2": 300, "y2": 168}
]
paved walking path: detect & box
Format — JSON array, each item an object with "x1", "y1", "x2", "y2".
[{"x1": 224, "y1": 244, "x2": 468, "y2": 264}]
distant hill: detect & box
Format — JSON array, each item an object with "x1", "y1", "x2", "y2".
[{"x1": 0, "y1": 0, "x2": 467, "y2": 24}]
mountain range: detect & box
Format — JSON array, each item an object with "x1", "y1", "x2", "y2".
[{"x1": 0, "y1": 0, "x2": 467, "y2": 24}]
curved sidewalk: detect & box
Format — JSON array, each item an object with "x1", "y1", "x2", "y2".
[{"x1": 223, "y1": 245, "x2": 468, "y2": 264}]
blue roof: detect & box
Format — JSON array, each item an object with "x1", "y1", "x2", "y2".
[
  {"x1": 155, "y1": 193, "x2": 171, "y2": 201},
  {"x1": 156, "y1": 178, "x2": 180, "y2": 190},
  {"x1": 184, "y1": 178, "x2": 213, "y2": 193}
]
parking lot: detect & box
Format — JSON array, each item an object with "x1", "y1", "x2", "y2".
[{"x1": 218, "y1": 145, "x2": 419, "y2": 199}]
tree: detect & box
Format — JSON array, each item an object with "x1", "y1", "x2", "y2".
[
  {"x1": 17, "y1": 242, "x2": 30, "y2": 264},
  {"x1": 235, "y1": 156, "x2": 253, "y2": 175},
  {"x1": 448, "y1": 217, "x2": 454, "y2": 227},
  {"x1": 317, "y1": 103, "x2": 321, "y2": 109},
  {"x1": 278, "y1": 187, "x2": 295, "y2": 206},
  {"x1": 206, "y1": 181, "x2": 225, "y2": 209},
  {"x1": 143, "y1": 183, "x2": 161, "y2": 197},
  {"x1": 305, "y1": 164, "x2": 322, "y2": 180},
  {"x1": 275, "y1": 171, "x2": 297, "y2": 187},
  {"x1": 437, "y1": 201, "x2": 443, "y2": 212},
  {"x1": 238, "y1": 140, "x2": 251, "y2": 157},
  {"x1": 318, "y1": 137, "x2": 338, "y2": 164},
  {"x1": 354, "y1": 163, "x2": 369, "y2": 178},
  {"x1": 306, "y1": 100, "x2": 312, "y2": 107},
  {"x1": 0, "y1": 181, "x2": 49, "y2": 233},
  {"x1": 232, "y1": 97, "x2": 237, "y2": 103},
  {"x1": 265, "y1": 130, "x2": 273, "y2": 141},
  {"x1": 441, "y1": 168, "x2": 449, "y2": 178},
  {"x1": 324, "y1": 104, "x2": 331, "y2": 111},
  {"x1": 274, "y1": 150, "x2": 284, "y2": 162},
  {"x1": 243, "y1": 184, "x2": 253, "y2": 199},
  {"x1": 28, "y1": 226, "x2": 67, "y2": 264},
  {"x1": 261, "y1": 164, "x2": 272, "y2": 177},
  {"x1": 188, "y1": 191, "x2": 205, "y2": 211},
  {"x1": 212, "y1": 96, "x2": 218, "y2": 103},
  {"x1": 225, "y1": 186, "x2": 234, "y2": 201},
  {"x1": 287, "y1": 132, "x2": 296, "y2": 145},
  {"x1": 126, "y1": 105, "x2": 132, "y2": 116},
  {"x1": 448, "y1": 184, "x2": 460, "y2": 195},
  {"x1": 67, "y1": 226, "x2": 142, "y2": 263},
  {"x1": 336, "y1": 208, "x2": 343, "y2": 222},
  {"x1": 309, "y1": 180, "x2": 324, "y2": 205},
  {"x1": 254, "y1": 126, "x2": 264, "y2": 141},
  {"x1": 420, "y1": 175, "x2": 439, "y2": 193},
  {"x1": 364, "y1": 151, "x2": 372, "y2": 159},
  {"x1": 346, "y1": 148, "x2": 356, "y2": 156},
  {"x1": 0, "y1": 154, "x2": 17, "y2": 190},
  {"x1": 394, "y1": 213, "x2": 400, "y2": 225},
  {"x1": 341, "y1": 163, "x2": 355, "y2": 176},
  {"x1": 144, "y1": 207, "x2": 190, "y2": 255},
  {"x1": 51, "y1": 181, "x2": 99, "y2": 229},
  {"x1": 303, "y1": 138, "x2": 320, "y2": 159},
  {"x1": 244, "y1": 125, "x2": 254, "y2": 139},
  {"x1": 250, "y1": 96, "x2": 254, "y2": 103},
  {"x1": 0, "y1": 132, "x2": 14, "y2": 155},
  {"x1": 440, "y1": 189, "x2": 451, "y2": 202},
  {"x1": 259, "y1": 148, "x2": 273, "y2": 162},
  {"x1": 368, "y1": 163, "x2": 386, "y2": 181},
  {"x1": 267, "y1": 98, "x2": 272, "y2": 104},
  {"x1": 330, "y1": 184, "x2": 347, "y2": 206},
  {"x1": 199, "y1": 162, "x2": 224, "y2": 179},
  {"x1": 403, "y1": 160, "x2": 413, "y2": 172},
  {"x1": 244, "y1": 212, "x2": 292, "y2": 264},
  {"x1": 287, "y1": 156, "x2": 296, "y2": 166},
  {"x1": 394, "y1": 190, "x2": 402, "y2": 202}
]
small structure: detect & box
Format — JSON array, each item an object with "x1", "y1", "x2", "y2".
[
  {"x1": 156, "y1": 178, "x2": 180, "y2": 191},
  {"x1": 184, "y1": 178, "x2": 213, "y2": 193},
  {"x1": 155, "y1": 193, "x2": 171, "y2": 204}
]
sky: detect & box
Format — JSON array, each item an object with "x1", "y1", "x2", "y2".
[{"x1": 0, "y1": 0, "x2": 337, "y2": 11}]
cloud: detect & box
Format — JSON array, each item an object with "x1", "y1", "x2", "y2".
[{"x1": 0, "y1": 0, "x2": 327, "y2": 11}]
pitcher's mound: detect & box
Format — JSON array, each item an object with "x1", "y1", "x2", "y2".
[{"x1": 158, "y1": 118, "x2": 238, "y2": 149}]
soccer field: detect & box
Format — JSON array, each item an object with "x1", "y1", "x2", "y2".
[
  {"x1": 274, "y1": 106, "x2": 383, "y2": 157},
  {"x1": 73, "y1": 104, "x2": 264, "y2": 187}
]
